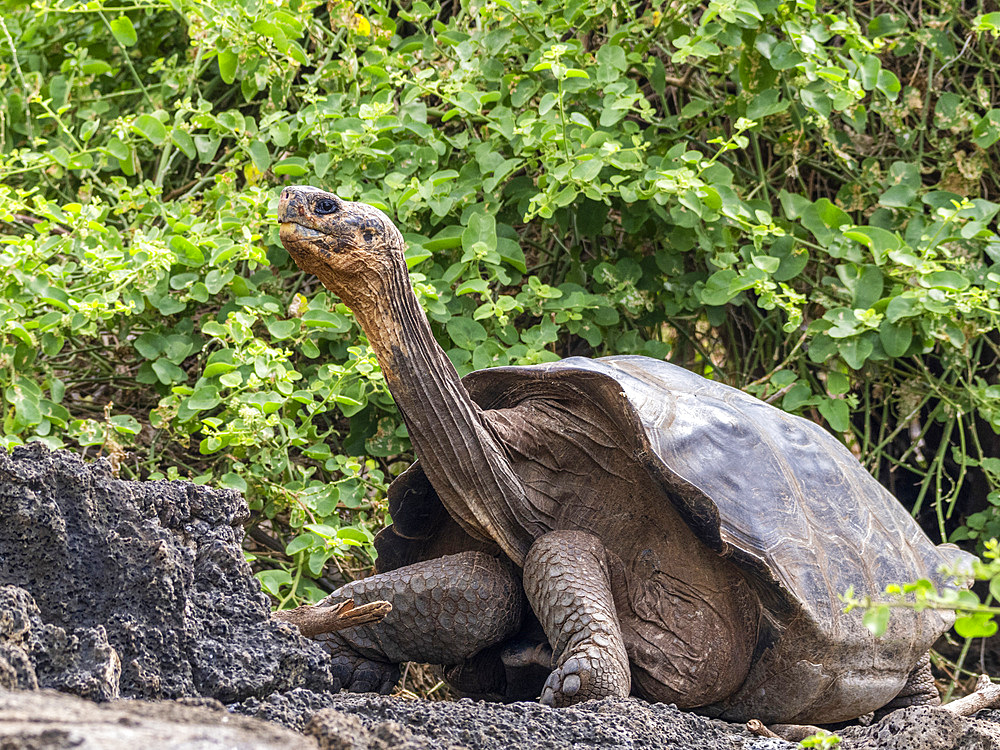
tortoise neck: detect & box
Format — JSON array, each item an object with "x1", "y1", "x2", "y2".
[{"x1": 349, "y1": 262, "x2": 532, "y2": 565}]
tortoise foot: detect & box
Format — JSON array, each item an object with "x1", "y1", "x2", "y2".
[
  {"x1": 525, "y1": 531, "x2": 631, "y2": 707},
  {"x1": 317, "y1": 634, "x2": 400, "y2": 694},
  {"x1": 539, "y1": 653, "x2": 609, "y2": 706},
  {"x1": 307, "y1": 552, "x2": 523, "y2": 696}
]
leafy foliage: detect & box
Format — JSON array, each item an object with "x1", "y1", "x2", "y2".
[{"x1": 1, "y1": 0, "x2": 999, "y2": 609}]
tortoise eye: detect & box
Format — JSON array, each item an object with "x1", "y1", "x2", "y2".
[{"x1": 315, "y1": 198, "x2": 338, "y2": 215}]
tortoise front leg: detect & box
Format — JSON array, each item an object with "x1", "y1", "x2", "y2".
[
  {"x1": 523, "y1": 530, "x2": 631, "y2": 706},
  {"x1": 309, "y1": 551, "x2": 524, "y2": 693}
]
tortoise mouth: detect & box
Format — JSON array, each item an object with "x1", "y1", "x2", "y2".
[
  {"x1": 278, "y1": 221, "x2": 346, "y2": 257},
  {"x1": 280, "y1": 221, "x2": 325, "y2": 239}
]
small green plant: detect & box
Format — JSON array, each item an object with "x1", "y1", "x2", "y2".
[
  {"x1": 843, "y1": 539, "x2": 998, "y2": 640},
  {"x1": 799, "y1": 729, "x2": 841, "y2": 748}
]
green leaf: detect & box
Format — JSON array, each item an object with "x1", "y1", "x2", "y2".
[
  {"x1": 879, "y1": 183, "x2": 916, "y2": 208},
  {"x1": 134, "y1": 332, "x2": 165, "y2": 360},
  {"x1": 256, "y1": 569, "x2": 292, "y2": 596},
  {"x1": 274, "y1": 157, "x2": 308, "y2": 176},
  {"x1": 752, "y1": 255, "x2": 780, "y2": 273},
  {"x1": 424, "y1": 226, "x2": 464, "y2": 252},
  {"x1": 6, "y1": 381, "x2": 41, "y2": 425},
  {"x1": 800, "y1": 198, "x2": 851, "y2": 246},
  {"x1": 462, "y1": 211, "x2": 497, "y2": 254},
  {"x1": 301, "y1": 310, "x2": 350, "y2": 331},
  {"x1": 267, "y1": 319, "x2": 300, "y2": 339},
  {"x1": 152, "y1": 358, "x2": 187, "y2": 384},
  {"x1": 955, "y1": 613, "x2": 998, "y2": 639},
  {"x1": 304, "y1": 523, "x2": 340, "y2": 539},
  {"x1": 572, "y1": 158, "x2": 604, "y2": 182},
  {"x1": 109, "y1": 414, "x2": 141, "y2": 435},
  {"x1": 497, "y1": 237, "x2": 527, "y2": 273},
  {"x1": 110, "y1": 16, "x2": 137, "y2": 47},
  {"x1": 171, "y1": 130, "x2": 197, "y2": 160},
  {"x1": 783, "y1": 382, "x2": 814, "y2": 411},
  {"x1": 824, "y1": 307, "x2": 860, "y2": 339},
  {"x1": 447, "y1": 317, "x2": 487, "y2": 349},
  {"x1": 187, "y1": 386, "x2": 221, "y2": 411},
  {"x1": 853, "y1": 265, "x2": 884, "y2": 309},
  {"x1": 973, "y1": 110, "x2": 1000, "y2": 149},
  {"x1": 862, "y1": 605, "x2": 889, "y2": 637},
  {"x1": 922, "y1": 271, "x2": 970, "y2": 291},
  {"x1": 839, "y1": 335, "x2": 874, "y2": 370},
  {"x1": 843, "y1": 227, "x2": 900, "y2": 265},
  {"x1": 337, "y1": 527, "x2": 369, "y2": 545},
  {"x1": 879, "y1": 320, "x2": 913, "y2": 357},
  {"x1": 700, "y1": 269, "x2": 739, "y2": 306},
  {"x1": 131, "y1": 114, "x2": 167, "y2": 145},
  {"x1": 456, "y1": 278, "x2": 490, "y2": 296},
  {"x1": 875, "y1": 69, "x2": 901, "y2": 100},
  {"x1": 170, "y1": 235, "x2": 204, "y2": 264},
  {"x1": 886, "y1": 294, "x2": 920, "y2": 322},
  {"x1": 286, "y1": 534, "x2": 315, "y2": 555},
  {"x1": 818, "y1": 398, "x2": 850, "y2": 432},
  {"x1": 975, "y1": 11, "x2": 1000, "y2": 32},
  {"x1": 826, "y1": 371, "x2": 849, "y2": 395},
  {"x1": 868, "y1": 13, "x2": 908, "y2": 36},
  {"x1": 746, "y1": 89, "x2": 789, "y2": 119},
  {"x1": 248, "y1": 140, "x2": 271, "y2": 172},
  {"x1": 220, "y1": 473, "x2": 247, "y2": 493}
]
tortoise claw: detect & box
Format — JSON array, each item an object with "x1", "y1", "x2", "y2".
[{"x1": 541, "y1": 657, "x2": 590, "y2": 706}]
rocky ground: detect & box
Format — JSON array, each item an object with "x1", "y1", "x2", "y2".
[{"x1": 1, "y1": 444, "x2": 999, "y2": 749}]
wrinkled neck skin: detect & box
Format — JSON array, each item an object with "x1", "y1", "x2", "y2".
[{"x1": 337, "y1": 257, "x2": 534, "y2": 566}]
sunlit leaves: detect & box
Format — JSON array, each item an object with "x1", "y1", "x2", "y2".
[{"x1": 131, "y1": 114, "x2": 167, "y2": 145}]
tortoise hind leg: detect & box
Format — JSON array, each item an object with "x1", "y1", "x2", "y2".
[
  {"x1": 878, "y1": 653, "x2": 939, "y2": 714},
  {"x1": 523, "y1": 530, "x2": 631, "y2": 706}
]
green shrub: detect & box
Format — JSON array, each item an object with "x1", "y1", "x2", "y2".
[{"x1": 1, "y1": 0, "x2": 998, "y2": 608}]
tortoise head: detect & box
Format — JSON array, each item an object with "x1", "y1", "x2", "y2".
[{"x1": 277, "y1": 186, "x2": 405, "y2": 302}]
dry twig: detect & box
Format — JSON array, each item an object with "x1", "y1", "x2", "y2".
[{"x1": 273, "y1": 598, "x2": 391, "y2": 637}]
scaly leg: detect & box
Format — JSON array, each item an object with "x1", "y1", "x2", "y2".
[
  {"x1": 311, "y1": 551, "x2": 523, "y2": 693},
  {"x1": 883, "y1": 653, "x2": 939, "y2": 710},
  {"x1": 523, "y1": 530, "x2": 630, "y2": 706}
]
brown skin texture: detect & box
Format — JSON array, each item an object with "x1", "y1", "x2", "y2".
[{"x1": 277, "y1": 186, "x2": 759, "y2": 710}]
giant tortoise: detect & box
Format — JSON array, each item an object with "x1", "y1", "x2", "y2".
[{"x1": 276, "y1": 185, "x2": 971, "y2": 725}]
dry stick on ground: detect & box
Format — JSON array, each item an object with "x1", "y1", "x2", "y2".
[
  {"x1": 746, "y1": 720, "x2": 826, "y2": 743},
  {"x1": 943, "y1": 674, "x2": 1000, "y2": 716},
  {"x1": 273, "y1": 599, "x2": 392, "y2": 638}
]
